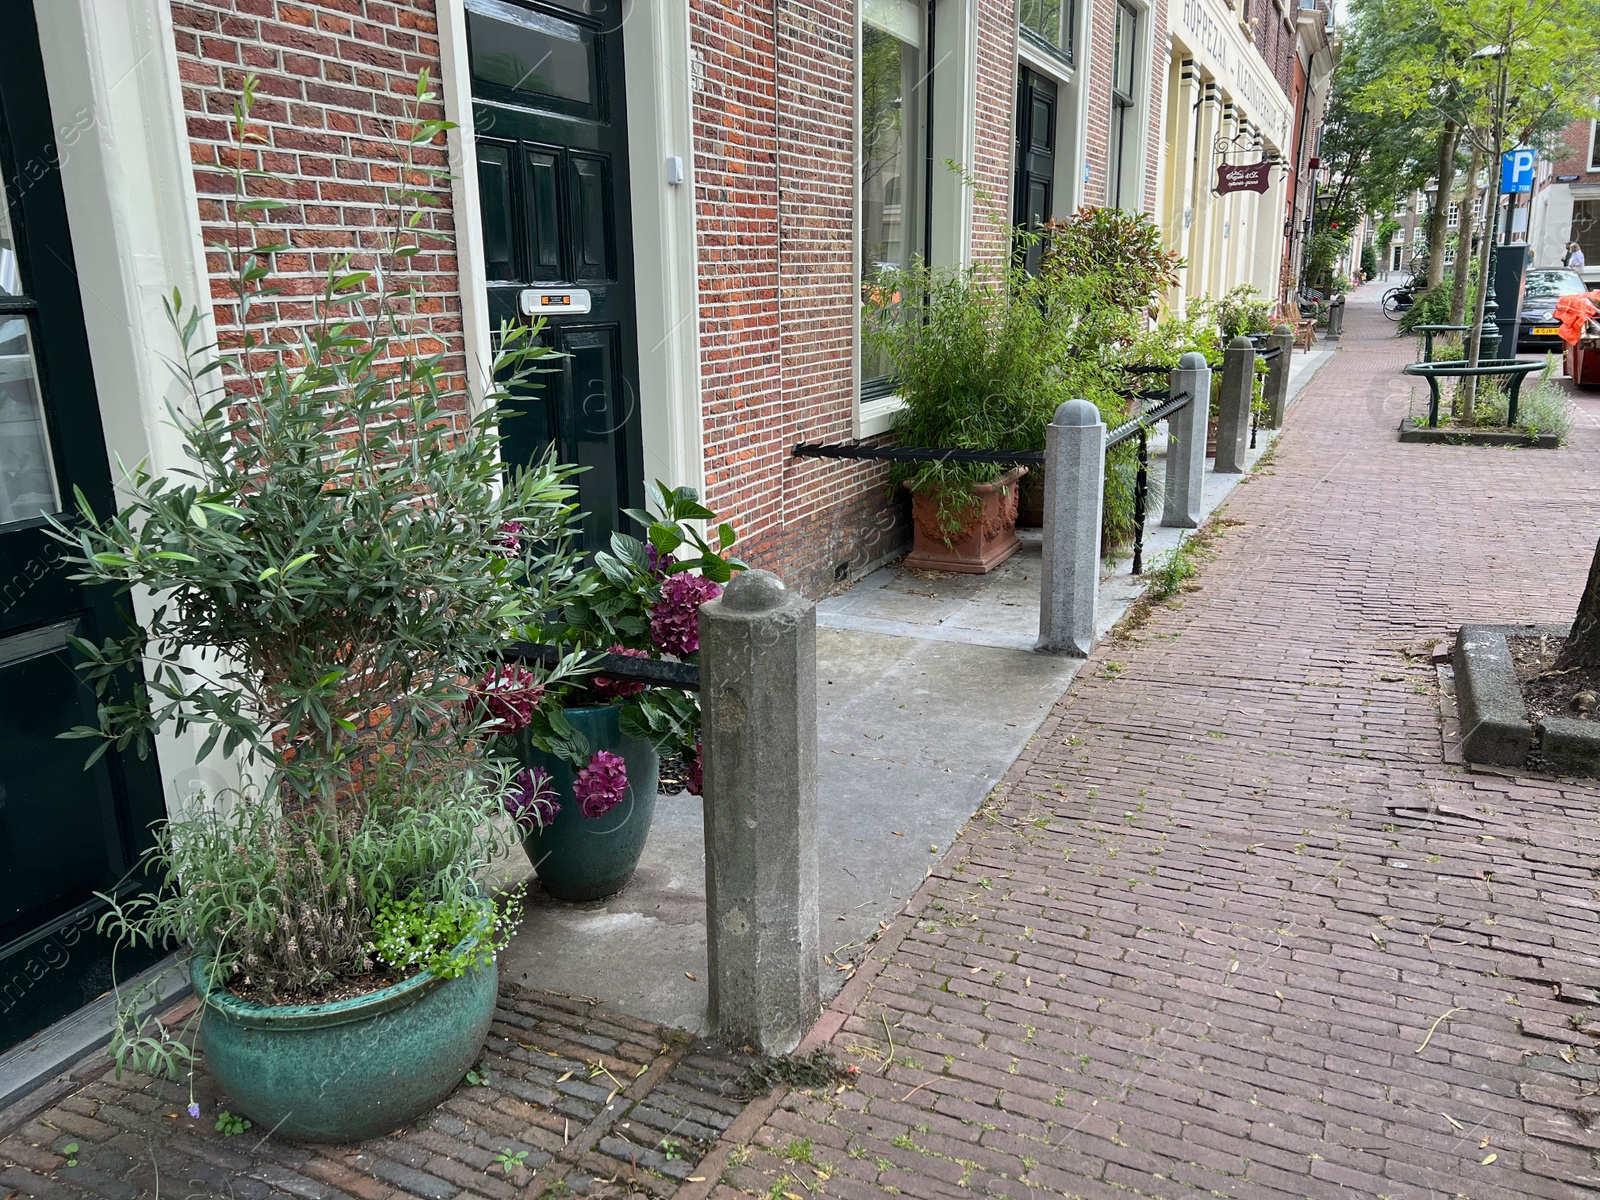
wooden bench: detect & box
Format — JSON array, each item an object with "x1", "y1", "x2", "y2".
[
  {"x1": 1400, "y1": 358, "x2": 1545, "y2": 427},
  {"x1": 1282, "y1": 300, "x2": 1318, "y2": 351}
]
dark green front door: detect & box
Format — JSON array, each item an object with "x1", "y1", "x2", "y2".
[
  {"x1": 0, "y1": 3, "x2": 166, "y2": 1052},
  {"x1": 467, "y1": 0, "x2": 645, "y2": 551}
]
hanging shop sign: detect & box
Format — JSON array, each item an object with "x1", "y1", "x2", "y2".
[{"x1": 1215, "y1": 161, "x2": 1275, "y2": 195}]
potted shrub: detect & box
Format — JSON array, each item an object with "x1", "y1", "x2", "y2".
[
  {"x1": 51, "y1": 76, "x2": 572, "y2": 1142},
  {"x1": 484, "y1": 484, "x2": 743, "y2": 900},
  {"x1": 1016, "y1": 207, "x2": 1182, "y2": 532}
]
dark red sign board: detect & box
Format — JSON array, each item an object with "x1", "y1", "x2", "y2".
[{"x1": 1215, "y1": 162, "x2": 1274, "y2": 195}]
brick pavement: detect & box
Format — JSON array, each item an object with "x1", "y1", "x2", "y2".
[
  {"x1": 0, "y1": 987, "x2": 758, "y2": 1199},
  {"x1": 10, "y1": 300, "x2": 1600, "y2": 1200},
  {"x1": 704, "y1": 301, "x2": 1600, "y2": 1198}
]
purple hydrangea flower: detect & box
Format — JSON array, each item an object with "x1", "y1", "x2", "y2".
[
  {"x1": 470, "y1": 665, "x2": 545, "y2": 735},
  {"x1": 650, "y1": 574, "x2": 723, "y2": 657},
  {"x1": 187, "y1": 1102, "x2": 200, "y2": 1119},
  {"x1": 504, "y1": 767, "x2": 560, "y2": 828},
  {"x1": 573, "y1": 750, "x2": 629, "y2": 819},
  {"x1": 684, "y1": 743, "x2": 703, "y2": 797},
  {"x1": 494, "y1": 520, "x2": 524, "y2": 555},
  {"x1": 645, "y1": 543, "x2": 669, "y2": 581},
  {"x1": 594, "y1": 643, "x2": 649, "y2": 700}
]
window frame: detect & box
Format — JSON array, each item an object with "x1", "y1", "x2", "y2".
[
  {"x1": 858, "y1": 1, "x2": 931, "y2": 406},
  {"x1": 1018, "y1": 0, "x2": 1075, "y2": 67},
  {"x1": 1107, "y1": 0, "x2": 1139, "y2": 211},
  {"x1": 1590, "y1": 119, "x2": 1600, "y2": 172}
]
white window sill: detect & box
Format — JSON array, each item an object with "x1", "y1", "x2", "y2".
[{"x1": 857, "y1": 394, "x2": 905, "y2": 439}]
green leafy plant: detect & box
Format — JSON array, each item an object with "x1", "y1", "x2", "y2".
[
  {"x1": 494, "y1": 1148, "x2": 530, "y2": 1174},
  {"x1": 62, "y1": 72, "x2": 559, "y2": 1083},
  {"x1": 62, "y1": 1143, "x2": 79, "y2": 1168},
  {"x1": 659, "y1": 1137, "x2": 684, "y2": 1161},
  {"x1": 466, "y1": 1062, "x2": 491, "y2": 1086},
  {"x1": 215, "y1": 1111, "x2": 252, "y2": 1137},
  {"x1": 1147, "y1": 536, "x2": 1200, "y2": 600},
  {"x1": 1039, "y1": 205, "x2": 1182, "y2": 317},
  {"x1": 371, "y1": 891, "x2": 518, "y2": 980},
  {"x1": 1192, "y1": 285, "x2": 1273, "y2": 341}
]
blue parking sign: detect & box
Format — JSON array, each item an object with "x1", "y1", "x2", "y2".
[{"x1": 1501, "y1": 148, "x2": 1536, "y2": 194}]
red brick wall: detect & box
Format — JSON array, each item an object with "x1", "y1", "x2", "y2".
[
  {"x1": 972, "y1": 0, "x2": 1020, "y2": 263},
  {"x1": 1083, "y1": 0, "x2": 1166, "y2": 216},
  {"x1": 689, "y1": 0, "x2": 907, "y2": 598},
  {"x1": 1551, "y1": 117, "x2": 1600, "y2": 183},
  {"x1": 170, "y1": 0, "x2": 464, "y2": 403}
]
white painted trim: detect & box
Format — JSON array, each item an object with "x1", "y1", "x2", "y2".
[
  {"x1": 928, "y1": 0, "x2": 977, "y2": 268},
  {"x1": 34, "y1": 0, "x2": 234, "y2": 810},
  {"x1": 1017, "y1": 35, "x2": 1085, "y2": 223},
  {"x1": 620, "y1": 0, "x2": 704, "y2": 497},
  {"x1": 859, "y1": 395, "x2": 906, "y2": 438},
  {"x1": 437, "y1": 0, "x2": 494, "y2": 414}
]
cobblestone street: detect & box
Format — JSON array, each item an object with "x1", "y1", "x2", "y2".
[
  {"x1": 9, "y1": 297, "x2": 1600, "y2": 1199},
  {"x1": 708, "y1": 298, "x2": 1600, "y2": 1198}
]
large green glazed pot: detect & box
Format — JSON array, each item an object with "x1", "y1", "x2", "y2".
[
  {"x1": 522, "y1": 704, "x2": 659, "y2": 901},
  {"x1": 192, "y1": 929, "x2": 496, "y2": 1142}
]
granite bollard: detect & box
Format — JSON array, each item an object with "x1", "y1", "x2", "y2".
[
  {"x1": 698, "y1": 569, "x2": 820, "y2": 1053},
  {"x1": 1160, "y1": 351, "x2": 1211, "y2": 529},
  {"x1": 1213, "y1": 335, "x2": 1254, "y2": 474},
  {"x1": 1262, "y1": 324, "x2": 1293, "y2": 428},
  {"x1": 1037, "y1": 399, "x2": 1104, "y2": 657}
]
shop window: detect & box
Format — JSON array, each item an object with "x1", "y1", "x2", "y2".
[
  {"x1": 1107, "y1": 0, "x2": 1139, "y2": 210},
  {"x1": 861, "y1": 0, "x2": 928, "y2": 395},
  {"x1": 1575, "y1": 199, "x2": 1600, "y2": 266},
  {"x1": 1020, "y1": 0, "x2": 1075, "y2": 63}
]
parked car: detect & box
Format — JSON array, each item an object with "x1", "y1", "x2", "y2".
[{"x1": 1518, "y1": 268, "x2": 1590, "y2": 350}]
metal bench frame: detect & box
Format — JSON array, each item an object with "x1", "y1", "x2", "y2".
[{"x1": 1400, "y1": 358, "x2": 1545, "y2": 428}]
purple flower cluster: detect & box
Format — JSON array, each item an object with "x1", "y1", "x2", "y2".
[
  {"x1": 504, "y1": 766, "x2": 560, "y2": 828},
  {"x1": 494, "y1": 520, "x2": 524, "y2": 555},
  {"x1": 573, "y1": 750, "x2": 629, "y2": 818},
  {"x1": 471, "y1": 664, "x2": 544, "y2": 734},
  {"x1": 650, "y1": 574, "x2": 723, "y2": 657},
  {"x1": 684, "y1": 743, "x2": 703, "y2": 797},
  {"x1": 593, "y1": 643, "x2": 649, "y2": 700},
  {"x1": 645, "y1": 543, "x2": 669, "y2": 581}
]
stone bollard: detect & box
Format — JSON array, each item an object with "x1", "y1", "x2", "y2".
[
  {"x1": 1262, "y1": 325, "x2": 1293, "y2": 428},
  {"x1": 1327, "y1": 295, "x2": 1347, "y2": 339},
  {"x1": 1160, "y1": 352, "x2": 1211, "y2": 529},
  {"x1": 1037, "y1": 399, "x2": 1105, "y2": 657},
  {"x1": 1213, "y1": 336, "x2": 1254, "y2": 474},
  {"x1": 698, "y1": 569, "x2": 820, "y2": 1054}
]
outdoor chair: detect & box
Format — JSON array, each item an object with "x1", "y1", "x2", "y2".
[{"x1": 1283, "y1": 301, "x2": 1318, "y2": 351}]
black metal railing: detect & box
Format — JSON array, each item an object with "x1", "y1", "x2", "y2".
[
  {"x1": 1249, "y1": 343, "x2": 1284, "y2": 450},
  {"x1": 503, "y1": 641, "x2": 701, "y2": 691},
  {"x1": 1106, "y1": 390, "x2": 1193, "y2": 576},
  {"x1": 792, "y1": 376, "x2": 1195, "y2": 579}
]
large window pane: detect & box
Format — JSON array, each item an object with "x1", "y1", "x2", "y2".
[
  {"x1": 1019, "y1": 0, "x2": 1072, "y2": 59},
  {"x1": 1574, "y1": 199, "x2": 1600, "y2": 267},
  {"x1": 861, "y1": 5, "x2": 926, "y2": 389},
  {"x1": 0, "y1": 318, "x2": 58, "y2": 526},
  {"x1": 467, "y1": 0, "x2": 595, "y2": 107}
]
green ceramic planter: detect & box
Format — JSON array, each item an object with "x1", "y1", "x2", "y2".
[
  {"x1": 192, "y1": 923, "x2": 496, "y2": 1142},
  {"x1": 522, "y1": 704, "x2": 660, "y2": 901}
]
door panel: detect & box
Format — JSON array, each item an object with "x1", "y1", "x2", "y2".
[
  {"x1": 1014, "y1": 67, "x2": 1058, "y2": 274},
  {"x1": 0, "y1": 1, "x2": 166, "y2": 1052},
  {"x1": 468, "y1": 0, "x2": 643, "y2": 554}
]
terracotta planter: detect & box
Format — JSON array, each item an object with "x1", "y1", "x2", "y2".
[{"x1": 903, "y1": 468, "x2": 1025, "y2": 574}]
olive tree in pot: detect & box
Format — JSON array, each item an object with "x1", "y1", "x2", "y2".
[{"x1": 49, "y1": 75, "x2": 576, "y2": 1143}]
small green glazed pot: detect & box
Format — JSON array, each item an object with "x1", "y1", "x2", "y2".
[
  {"x1": 192, "y1": 926, "x2": 496, "y2": 1142},
  {"x1": 522, "y1": 704, "x2": 660, "y2": 901}
]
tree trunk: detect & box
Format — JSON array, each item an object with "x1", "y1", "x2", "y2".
[
  {"x1": 1448, "y1": 142, "x2": 1483, "y2": 328},
  {"x1": 1425, "y1": 122, "x2": 1459, "y2": 289},
  {"x1": 1556, "y1": 536, "x2": 1600, "y2": 670}
]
